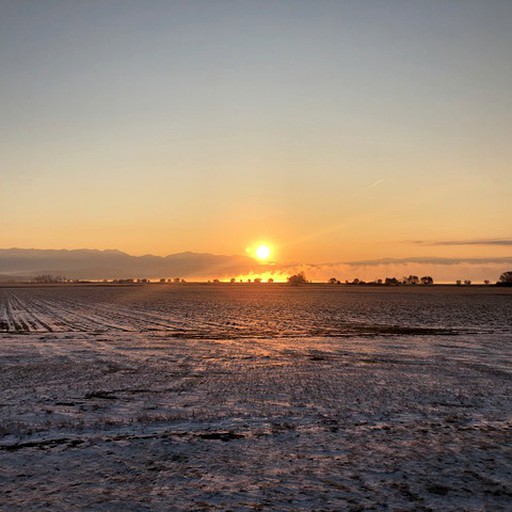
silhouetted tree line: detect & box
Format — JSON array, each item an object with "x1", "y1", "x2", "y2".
[
  {"x1": 337, "y1": 275, "x2": 434, "y2": 286},
  {"x1": 32, "y1": 270, "x2": 509, "y2": 286},
  {"x1": 32, "y1": 274, "x2": 66, "y2": 283}
]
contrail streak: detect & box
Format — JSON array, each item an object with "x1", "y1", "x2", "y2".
[{"x1": 368, "y1": 178, "x2": 385, "y2": 188}]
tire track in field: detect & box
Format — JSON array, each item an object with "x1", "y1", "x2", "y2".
[
  {"x1": 33, "y1": 298, "x2": 135, "y2": 332},
  {"x1": 59, "y1": 296, "x2": 249, "y2": 336},
  {"x1": 20, "y1": 296, "x2": 91, "y2": 332},
  {"x1": 0, "y1": 292, "x2": 37, "y2": 332},
  {"x1": 60, "y1": 297, "x2": 186, "y2": 332},
  {"x1": 0, "y1": 292, "x2": 134, "y2": 333},
  {"x1": 1, "y1": 292, "x2": 81, "y2": 333},
  {"x1": 1, "y1": 288, "x2": 319, "y2": 337},
  {"x1": 0, "y1": 291, "x2": 15, "y2": 331},
  {"x1": 0, "y1": 289, "x2": 461, "y2": 338},
  {"x1": 6, "y1": 294, "x2": 52, "y2": 332},
  {"x1": 1, "y1": 291, "x2": 205, "y2": 334}
]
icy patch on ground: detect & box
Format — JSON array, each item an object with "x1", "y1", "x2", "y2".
[
  {"x1": 1, "y1": 286, "x2": 511, "y2": 510},
  {"x1": 1, "y1": 331, "x2": 511, "y2": 511}
]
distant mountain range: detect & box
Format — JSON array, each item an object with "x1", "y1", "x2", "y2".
[
  {"x1": 0, "y1": 248, "x2": 257, "y2": 281},
  {"x1": 2, "y1": 248, "x2": 510, "y2": 283}
]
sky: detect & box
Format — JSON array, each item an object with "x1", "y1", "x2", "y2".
[{"x1": 1, "y1": 1, "x2": 511, "y2": 280}]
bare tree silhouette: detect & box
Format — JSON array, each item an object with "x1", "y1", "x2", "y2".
[
  {"x1": 288, "y1": 272, "x2": 308, "y2": 285},
  {"x1": 497, "y1": 271, "x2": 512, "y2": 286}
]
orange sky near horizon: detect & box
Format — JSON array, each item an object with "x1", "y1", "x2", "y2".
[{"x1": 1, "y1": 2, "x2": 511, "y2": 273}]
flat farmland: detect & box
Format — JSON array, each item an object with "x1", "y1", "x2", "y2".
[{"x1": 1, "y1": 284, "x2": 511, "y2": 511}]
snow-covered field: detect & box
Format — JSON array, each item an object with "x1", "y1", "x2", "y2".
[{"x1": 1, "y1": 284, "x2": 511, "y2": 511}]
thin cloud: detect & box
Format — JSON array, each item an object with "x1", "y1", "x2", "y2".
[
  {"x1": 411, "y1": 238, "x2": 512, "y2": 247},
  {"x1": 344, "y1": 256, "x2": 512, "y2": 266},
  {"x1": 367, "y1": 178, "x2": 385, "y2": 188}
]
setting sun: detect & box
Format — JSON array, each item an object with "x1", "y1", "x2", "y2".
[
  {"x1": 246, "y1": 242, "x2": 273, "y2": 261},
  {"x1": 255, "y1": 244, "x2": 271, "y2": 260}
]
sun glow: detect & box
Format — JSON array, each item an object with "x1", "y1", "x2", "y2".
[
  {"x1": 246, "y1": 242, "x2": 273, "y2": 262},
  {"x1": 255, "y1": 244, "x2": 271, "y2": 260}
]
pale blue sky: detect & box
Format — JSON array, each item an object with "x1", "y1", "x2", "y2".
[{"x1": 1, "y1": 0, "x2": 511, "y2": 262}]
